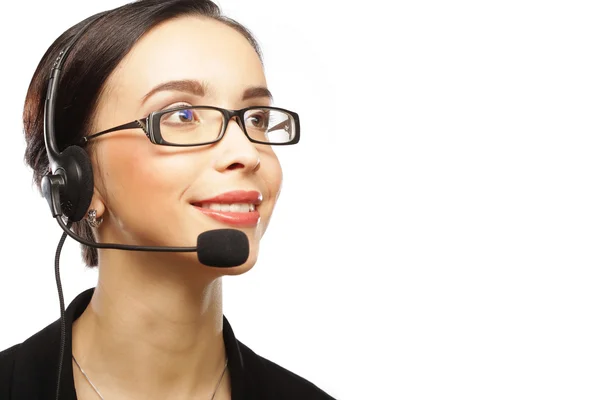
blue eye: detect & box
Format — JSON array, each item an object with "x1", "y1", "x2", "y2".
[{"x1": 177, "y1": 109, "x2": 194, "y2": 122}]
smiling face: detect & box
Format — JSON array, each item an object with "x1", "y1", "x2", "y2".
[{"x1": 89, "y1": 16, "x2": 283, "y2": 273}]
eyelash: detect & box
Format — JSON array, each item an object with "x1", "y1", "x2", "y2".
[{"x1": 162, "y1": 101, "x2": 192, "y2": 111}]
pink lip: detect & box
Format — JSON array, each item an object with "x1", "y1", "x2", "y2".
[
  {"x1": 194, "y1": 190, "x2": 262, "y2": 205},
  {"x1": 191, "y1": 190, "x2": 262, "y2": 228}
]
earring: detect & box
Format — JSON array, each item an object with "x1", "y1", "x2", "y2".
[{"x1": 86, "y1": 209, "x2": 103, "y2": 228}]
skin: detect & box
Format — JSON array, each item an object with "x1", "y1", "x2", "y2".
[{"x1": 71, "y1": 15, "x2": 283, "y2": 399}]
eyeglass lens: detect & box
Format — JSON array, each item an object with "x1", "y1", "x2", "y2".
[{"x1": 158, "y1": 107, "x2": 296, "y2": 145}]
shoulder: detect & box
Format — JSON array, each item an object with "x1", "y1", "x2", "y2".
[
  {"x1": 237, "y1": 340, "x2": 336, "y2": 399},
  {"x1": 0, "y1": 320, "x2": 61, "y2": 399},
  {"x1": 0, "y1": 343, "x2": 20, "y2": 397},
  {"x1": 0, "y1": 342, "x2": 19, "y2": 366}
]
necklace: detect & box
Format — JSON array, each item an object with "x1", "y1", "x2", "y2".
[{"x1": 72, "y1": 355, "x2": 229, "y2": 400}]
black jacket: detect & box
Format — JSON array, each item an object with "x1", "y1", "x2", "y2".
[{"x1": 0, "y1": 288, "x2": 335, "y2": 399}]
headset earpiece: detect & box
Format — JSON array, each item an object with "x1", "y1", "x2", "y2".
[{"x1": 56, "y1": 146, "x2": 94, "y2": 222}]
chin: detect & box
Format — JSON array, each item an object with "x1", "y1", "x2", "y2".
[
  {"x1": 218, "y1": 262, "x2": 255, "y2": 276},
  {"x1": 174, "y1": 212, "x2": 265, "y2": 273},
  {"x1": 217, "y1": 243, "x2": 260, "y2": 276},
  {"x1": 171, "y1": 235, "x2": 260, "y2": 276}
]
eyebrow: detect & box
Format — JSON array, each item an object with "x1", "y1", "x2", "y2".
[
  {"x1": 141, "y1": 79, "x2": 273, "y2": 105},
  {"x1": 241, "y1": 86, "x2": 273, "y2": 101}
]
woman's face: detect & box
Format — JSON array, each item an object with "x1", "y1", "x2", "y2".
[{"x1": 90, "y1": 16, "x2": 282, "y2": 274}]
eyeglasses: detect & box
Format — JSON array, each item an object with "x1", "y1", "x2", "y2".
[{"x1": 81, "y1": 105, "x2": 300, "y2": 146}]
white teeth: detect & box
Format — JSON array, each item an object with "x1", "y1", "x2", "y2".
[
  {"x1": 230, "y1": 203, "x2": 251, "y2": 212},
  {"x1": 200, "y1": 203, "x2": 256, "y2": 212}
]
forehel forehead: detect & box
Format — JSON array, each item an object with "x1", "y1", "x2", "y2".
[{"x1": 100, "y1": 16, "x2": 266, "y2": 109}]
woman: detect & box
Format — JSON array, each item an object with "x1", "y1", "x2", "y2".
[{"x1": 0, "y1": 0, "x2": 334, "y2": 399}]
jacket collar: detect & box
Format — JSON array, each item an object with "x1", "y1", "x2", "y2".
[{"x1": 11, "y1": 287, "x2": 247, "y2": 399}]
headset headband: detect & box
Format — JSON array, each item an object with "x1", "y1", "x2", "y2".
[{"x1": 42, "y1": 13, "x2": 105, "y2": 222}]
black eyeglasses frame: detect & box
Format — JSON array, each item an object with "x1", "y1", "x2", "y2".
[{"x1": 80, "y1": 105, "x2": 300, "y2": 147}]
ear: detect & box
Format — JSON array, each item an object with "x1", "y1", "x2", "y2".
[
  {"x1": 88, "y1": 187, "x2": 107, "y2": 220},
  {"x1": 87, "y1": 148, "x2": 108, "y2": 220}
]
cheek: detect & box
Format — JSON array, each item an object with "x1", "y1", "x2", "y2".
[
  {"x1": 258, "y1": 149, "x2": 283, "y2": 235},
  {"x1": 96, "y1": 139, "x2": 201, "y2": 228},
  {"x1": 261, "y1": 149, "x2": 283, "y2": 202}
]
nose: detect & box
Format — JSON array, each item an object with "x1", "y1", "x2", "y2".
[{"x1": 214, "y1": 116, "x2": 261, "y2": 172}]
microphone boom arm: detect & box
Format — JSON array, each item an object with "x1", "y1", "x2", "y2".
[{"x1": 55, "y1": 216, "x2": 197, "y2": 252}]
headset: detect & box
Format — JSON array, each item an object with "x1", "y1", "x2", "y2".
[
  {"x1": 41, "y1": 13, "x2": 249, "y2": 399},
  {"x1": 40, "y1": 14, "x2": 105, "y2": 400},
  {"x1": 42, "y1": 13, "x2": 106, "y2": 223},
  {"x1": 41, "y1": 12, "x2": 247, "y2": 257}
]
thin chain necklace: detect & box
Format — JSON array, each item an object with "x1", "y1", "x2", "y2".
[{"x1": 72, "y1": 355, "x2": 228, "y2": 400}]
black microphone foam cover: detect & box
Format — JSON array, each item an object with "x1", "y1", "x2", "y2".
[{"x1": 197, "y1": 229, "x2": 249, "y2": 267}]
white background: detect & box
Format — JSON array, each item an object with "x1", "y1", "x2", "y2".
[{"x1": 1, "y1": 1, "x2": 600, "y2": 399}]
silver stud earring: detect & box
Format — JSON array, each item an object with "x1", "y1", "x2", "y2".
[{"x1": 86, "y1": 209, "x2": 103, "y2": 228}]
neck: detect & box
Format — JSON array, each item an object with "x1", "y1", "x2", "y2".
[{"x1": 72, "y1": 250, "x2": 229, "y2": 398}]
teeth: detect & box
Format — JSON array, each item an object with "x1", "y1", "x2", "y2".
[
  {"x1": 231, "y1": 203, "x2": 250, "y2": 212},
  {"x1": 200, "y1": 203, "x2": 256, "y2": 212}
]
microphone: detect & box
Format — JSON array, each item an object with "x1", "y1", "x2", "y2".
[{"x1": 54, "y1": 216, "x2": 250, "y2": 267}]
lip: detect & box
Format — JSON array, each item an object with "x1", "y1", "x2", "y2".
[
  {"x1": 193, "y1": 190, "x2": 263, "y2": 205},
  {"x1": 191, "y1": 190, "x2": 262, "y2": 228}
]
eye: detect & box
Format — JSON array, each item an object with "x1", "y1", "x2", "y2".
[
  {"x1": 162, "y1": 107, "x2": 199, "y2": 125},
  {"x1": 245, "y1": 110, "x2": 269, "y2": 129}
]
